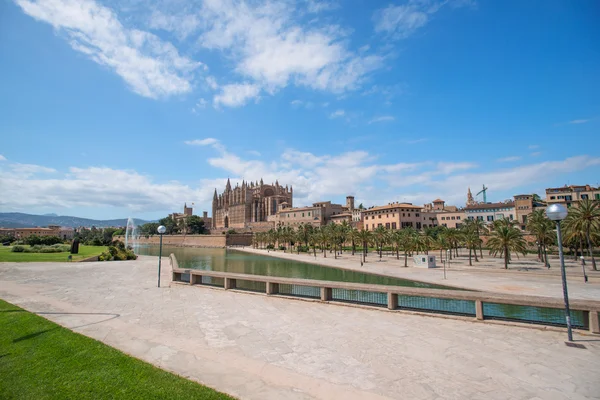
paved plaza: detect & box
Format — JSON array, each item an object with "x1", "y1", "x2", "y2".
[{"x1": 1, "y1": 257, "x2": 599, "y2": 399}]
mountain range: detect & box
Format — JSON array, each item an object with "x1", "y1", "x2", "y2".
[{"x1": 0, "y1": 212, "x2": 151, "y2": 228}]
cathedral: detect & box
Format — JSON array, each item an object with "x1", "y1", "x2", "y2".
[{"x1": 212, "y1": 178, "x2": 293, "y2": 230}]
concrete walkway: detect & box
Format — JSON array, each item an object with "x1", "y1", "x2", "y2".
[
  {"x1": 1, "y1": 258, "x2": 599, "y2": 400},
  {"x1": 235, "y1": 247, "x2": 600, "y2": 301}
]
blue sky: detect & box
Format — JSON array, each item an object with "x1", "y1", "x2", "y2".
[{"x1": 1, "y1": 0, "x2": 599, "y2": 220}]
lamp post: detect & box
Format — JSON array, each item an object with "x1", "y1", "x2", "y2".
[
  {"x1": 443, "y1": 249, "x2": 447, "y2": 279},
  {"x1": 157, "y1": 225, "x2": 166, "y2": 288},
  {"x1": 546, "y1": 204, "x2": 572, "y2": 341},
  {"x1": 580, "y1": 256, "x2": 588, "y2": 283}
]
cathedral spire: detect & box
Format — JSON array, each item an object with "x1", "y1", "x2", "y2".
[
  {"x1": 213, "y1": 188, "x2": 218, "y2": 200},
  {"x1": 226, "y1": 178, "x2": 231, "y2": 191},
  {"x1": 260, "y1": 178, "x2": 263, "y2": 186}
]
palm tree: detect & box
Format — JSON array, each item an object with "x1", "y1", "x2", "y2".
[
  {"x1": 314, "y1": 228, "x2": 330, "y2": 258},
  {"x1": 526, "y1": 210, "x2": 555, "y2": 268},
  {"x1": 356, "y1": 229, "x2": 372, "y2": 262},
  {"x1": 349, "y1": 227, "x2": 360, "y2": 255},
  {"x1": 467, "y1": 218, "x2": 487, "y2": 259},
  {"x1": 564, "y1": 199, "x2": 600, "y2": 270},
  {"x1": 462, "y1": 230, "x2": 482, "y2": 266},
  {"x1": 487, "y1": 225, "x2": 527, "y2": 269},
  {"x1": 372, "y1": 226, "x2": 388, "y2": 260}
]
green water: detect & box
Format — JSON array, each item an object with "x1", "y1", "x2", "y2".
[
  {"x1": 137, "y1": 246, "x2": 450, "y2": 289},
  {"x1": 137, "y1": 246, "x2": 587, "y2": 328}
]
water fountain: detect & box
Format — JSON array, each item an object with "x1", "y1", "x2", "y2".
[{"x1": 125, "y1": 217, "x2": 138, "y2": 254}]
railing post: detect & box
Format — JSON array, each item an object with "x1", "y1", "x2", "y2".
[
  {"x1": 224, "y1": 277, "x2": 236, "y2": 290},
  {"x1": 321, "y1": 287, "x2": 332, "y2": 301},
  {"x1": 387, "y1": 293, "x2": 398, "y2": 310},
  {"x1": 590, "y1": 310, "x2": 600, "y2": 334},
  {"x1": 190, "y1": 273, "x2": 201, "y2": 285},
  {"x1": 266, "y1": 282, "x2": 279, "y2": 295},
  {"x1": 475, "y1": 300, "x2": 484, "y2": 320}
]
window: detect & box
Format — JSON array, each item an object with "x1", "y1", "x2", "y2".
[
  {"x1": 509, "y1": 214, "x2": 513, "y2": 220},
  {"x1": 392, "y1": 213, "x2": 395, "y2": 217},
  {"x1": 308, "y1": 212, "x2": 311, "y2": 216},
  {"x1": 378, "y1": 215, "x2": 382, "y2": 219},
  {"x1": 403, "y1": 213, "x2": 405, "y2": 217},
  {"x1": 378, "y1": 223, "x2": 383, "y2": 227},
  {"x1": 581, "y1": 194, "x2": 589, "y2": 200},
  {"x1": 408, "y1": 213, "x2": 411, "y2": 217},
  {"x1": 468, "y1": 216, "x2": 474, "y2": 220},
  {"x1": 443, "y1": 223, "x2": 447, "y2": 227},
  {"x1": 385, "y1": 223, "x2": 390, "y2": 229},
  {"x1": 441, "y1": 217, "x2": 446, "y2": 220},
  {"x1": 416, "y1": 213, "x2": 420, "y2": 217},
  {"x1": 392, "y1": 222, "x2": 397, "y2": 229},
  {"x1": 451, "y1": 217, "x2": 455, "y2": 220},
  {"x1": 596, "y1": 194, "x2": 600, "y2": 200},
  {"x1": 302, "y1": 213, "x2": 304, "y2": 217},
  {"x1": 487, "y1": 215, "x2": 494, "y2": 222},
  {"x1": 457, "y1": 216, "x2": 461, "y2": 220},
  {"x1": 294, "y1": 213, "x2": 296, "y2": 217},
  {"x1": 386, "y1": 214, "x2": 389, "y2": 218},
  {"x1": 477, "y1": 216, "x2": 483, "y2": 221},
  {"x1": 416, "y1": 222, "x2": 421, "y2": 229}
]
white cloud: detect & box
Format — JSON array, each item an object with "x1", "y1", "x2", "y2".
[
  {"x1": 0, "y1": 155, "x2": 6, "y2": 161},
  {"x1": 305, "y1": 0, "x2": 339, "y2": 13},
  {"x1": 195, "y1": 0, "x2": 383, "y2": 106},
  {"x1": 329, "y1": 109, "x2": 345, "y2": 118},
  {"x1": 184, "y1": 138, "x2": 219, "y2": 146},
  {"x1": 0, "y1": 165, "x2": 209, "y2": 212},
  {"x1": 192, "y1": 98, "x2": 208, "y2": 113},
  {"x1": 213, "y1": 83, "x2": 261, "y2": 108},
  {"x1": 373, "y1": 0, "x2": 470, "y2": 40},
  {"x1": 436, "y1": 162, "x2": 477, "y2": 175},
  {"x1": 16, "y1": 0, "x2": 202, "y2": 99},
  {"x1": 497, "y1": 156, "x2": 522, "y2": 163},
  {"x1": 290, "y1": 99, "x2": 314, "y2": 109},
  {"x1": 7, "y1": 163, "x2": 57, "y2": 178},
  {"x1": 570, "y1": 119, "x2": 589, "y2": 124},
  {"x1": 404, "y1": 138, "x2": 428, "y2": 144},
  {"x1": 368, "y1": 115, "x2": 395, "y2": 124},
  {"x1": 528, "y1": 144, "x2": 540, "y2": 149},
  {"x1": 247, "y1": 150, "x2": 262, "y2": 157},
  {"x1": 530, "y1": 152, "x2": 542, "y2": 157}
]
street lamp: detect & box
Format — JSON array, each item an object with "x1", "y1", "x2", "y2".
[
  {"x1": 443, "y1": 249, "x2": 448, "y2": 279},
  {"x1": 546, "y1": 204, "x2": 573, "y2": 341},
  {"x1": 157, "y1": 225, "x2": 166, "y2": 288}
]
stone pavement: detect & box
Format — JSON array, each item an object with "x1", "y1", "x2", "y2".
[
  {"x1": 237, "y1": 247, "x2": 600, "y2": 301},
  {"x1": 1, "y1": 258, "x2": 599, "y2": 400}
]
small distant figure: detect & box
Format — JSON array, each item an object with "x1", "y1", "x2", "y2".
[
  {"x1": 360, "y1": 261, "x2": 363, "y2": 267},
  {"x1": 67, "y1": 255, "x2": 72, "y2": 262},
  {"x1": 70, "y1": 238, "x2": 80, "y2": 254}
]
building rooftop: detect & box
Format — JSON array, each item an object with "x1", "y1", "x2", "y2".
[
  {"x1": 432, "y1": 198, "x2": 444, "y2": 203},
  {"x1": 363, "y1": 203, "x2": 422, "y2": 213},
  {"x1": 465, "y1": 202, "x2": 515, "y2": 211}
]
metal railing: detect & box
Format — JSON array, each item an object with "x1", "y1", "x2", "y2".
[{"x1": 170, "y1": 254, "x2": 600, "y2": 333}]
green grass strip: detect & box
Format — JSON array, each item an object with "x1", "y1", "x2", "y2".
[
  {"x1": 0, "y1": 299, "x2": 234, "y2": 399},
  {"x1": 0, "y1": 246, "x2": 107, "y2": 262}
]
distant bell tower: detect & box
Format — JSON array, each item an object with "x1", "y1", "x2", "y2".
[
  {"x1": 467, "y1": 187, "x2": 475, "y2": 206},
  {"x1": 346, "y1": 195, "x2": 355, "y2": 211}
]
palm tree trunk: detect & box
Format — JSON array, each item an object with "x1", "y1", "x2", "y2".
[
  {"x1": 543, "y1": 246, "x2": 549, "y2": 268},
  {"x1": 468, "y1": 247, "x2": 472, "y2": 266},
  {"x1": 585, "y1": 227, "x2": 597, "y2": 270},
  {"x1": 396, "y1": 247, "x2": 399, "y2": 260},
  {"x1": 474, "y1": 246, "x2": 479, "y2": 262},
  {"x1": 404, "y1": 251, "x2": 408, "y2": 267},
  {"x1": 504, "y1": 245, "x2": 509, "y2": 269}
]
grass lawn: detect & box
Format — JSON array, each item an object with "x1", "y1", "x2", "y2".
[
  {"x1": 0, "y1": 245, "x2": 107, "y2": 262},
  {"x1": 0, "y1": 299, "x2": 234, "y2": 399}
]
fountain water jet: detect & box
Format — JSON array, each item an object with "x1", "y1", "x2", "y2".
[{"x1": 125, "y1": 217, "x2": 138, "y2": 254}]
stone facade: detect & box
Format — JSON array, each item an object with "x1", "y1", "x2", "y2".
[
  {"x1": 363, "y1": 203, "x2": 437, "y2": 231},
  {"x1": 545, "y1": 184, "x2": 600, "y2": 207},
  {"x1": 212, "y1": 178, "x2": 293, "y2": 230}
]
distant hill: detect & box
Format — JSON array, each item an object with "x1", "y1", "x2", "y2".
[{"x1": 0, "y1": 212, "x2": 152, "y2": 228}]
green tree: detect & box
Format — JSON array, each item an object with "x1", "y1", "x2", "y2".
[
  {"x1": 356, "y1": 229, "x2": 372, "y2": 262},
  {"x1": 526, "y1": 210, "x2": 555, "y2": 267},
  {"x1": 564, "y1": 199, "x2": 600, "y2": 270},
  {"x1": 487, "y1": 225, "x2": 527, "y2": 269},
  {"x1": 186, "y1": 215, "x2": 206, "y2": 234},
  {"x1": 158, "y1": 216, "x2": 178, "y2": 235},
  {"x1": 372, "y1": 226, "x2": 388, "y2": 260}
]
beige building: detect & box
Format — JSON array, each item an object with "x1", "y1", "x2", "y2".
[
  {"x1": 363, "y1": 203, "x2": 436, "y2": 231},
  {"x1": 212, "y1": 178, "x2": 293, "y2": 230},
  {"x1": 170, "y1": 204, "x2": 212, "y2": 233},
  {"x1": 514, "y1": 194, "x2": 546, "y2": 230},
  {"x1": 545, "y1": 185, "x2": 600, "y2": 208},
  {"x1": 0, "y1": 226, "x2": 74, "y2": 240},
  {"x1": 422, "y1": 198, "x2": 464, "y2": 229},
  {"x1": 273, "y1": 198, "x2": 350, "y2": 227},
  {"x1": 465, "y1": 201, "x2": 515, "y2": 225}
]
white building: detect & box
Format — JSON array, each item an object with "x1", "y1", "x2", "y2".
[{"x1": 464, "y1": 202, "x2": 515, "y2": 225}]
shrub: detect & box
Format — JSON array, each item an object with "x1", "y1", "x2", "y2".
[
  {"x1": 98, "y1": 251, "x2": 112, "y2": 261},
  {"x1": 278, "y1": 245, "x2": 286, "y2": 251},
  {"x1": 297, "y1": 245, "x2": 309, "y2": 253},
  {"x1": 227, "y1": 229, "x2": 237, "y2": 235},
  {"x1": 1, "y1": 235, "x2": 16, "y2": 244},
  {"x1": 266, "y1": 244, "x2": 275, "y2": 249},
  {"x1": 11, "y1": 245, "x2": 25, "y2": 253}
]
